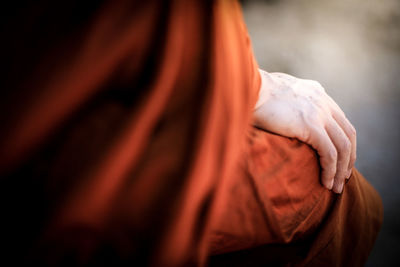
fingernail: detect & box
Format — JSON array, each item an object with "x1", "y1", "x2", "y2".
[
  {"x1": 326, "y1": 179, "x2": 334, "y2": 190},
  {"x1": 346, "y1": 169, "x2": 352, "y2": 179},
  {"x1": 334, "y1": 182, "x2": 344, "y2": 194}
]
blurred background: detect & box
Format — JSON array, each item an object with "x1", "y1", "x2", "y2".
[{"x1": 242, "y1": 0, "x2": 400, "y2": 266}]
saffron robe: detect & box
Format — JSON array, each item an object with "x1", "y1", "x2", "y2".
[{"x1": 0, "y1": 0, "x2": 382, "y2": 266}]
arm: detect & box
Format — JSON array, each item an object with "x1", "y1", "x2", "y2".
[{"x1": 253, "y1": 69, "x2": 357, "y2": 194}]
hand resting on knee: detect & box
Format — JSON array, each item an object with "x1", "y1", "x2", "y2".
[{"x1": 253, "y1": 69, "x2": 357, "y2": 194}]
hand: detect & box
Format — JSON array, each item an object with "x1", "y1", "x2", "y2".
[{"x1": 253, "y1": 69, "x2": 357, "y2": 194}]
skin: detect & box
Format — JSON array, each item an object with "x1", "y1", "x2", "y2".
[{"x1": 253, "y1": 69, "x2": 357, "y2": 194}]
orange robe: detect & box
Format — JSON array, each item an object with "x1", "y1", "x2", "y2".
[{"x1": 0, "y1": 0, "x2": 382, "y2": 266}]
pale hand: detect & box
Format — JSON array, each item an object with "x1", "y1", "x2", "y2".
[{"x1": 253, "y1": 69, "x2": 356, "y2": 194}]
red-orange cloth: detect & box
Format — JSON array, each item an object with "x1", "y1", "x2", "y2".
[
  {"x1": 0, "y1": 0, "x2": 382, "y2": 266},
  {"x1": 208, "y1": 128, "x2": 383, "y2": 267}
]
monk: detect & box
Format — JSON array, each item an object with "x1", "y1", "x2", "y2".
[{"x1": 0, "y1": 0, "x2": 382, "y2": 266}]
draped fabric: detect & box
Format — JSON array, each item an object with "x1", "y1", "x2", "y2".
[
  {"x1": 208, "y1": 128, "x2": 383, "y2": 267},
  {"x1": 0, "y1": 0, "x2": 382, "y2": 266}
]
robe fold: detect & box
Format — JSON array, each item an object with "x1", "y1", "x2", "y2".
[
  {"x1": 0, "y1": 0, "x2": 382, "y2": 266},
  {"x1": 208, "y1": 128, "x2": 383, "y2": 267}
]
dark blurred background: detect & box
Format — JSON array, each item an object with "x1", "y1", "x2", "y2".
[{"x1": 242, "y1": 0, "x2": 400, "y2": 266}]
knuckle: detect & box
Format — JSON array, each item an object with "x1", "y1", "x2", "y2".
[
  {"x1": 310, "y1": 80, "x2": 322, "y2": 87},
  {"x1": 341, "y1": 139, "x2": 351, "y2": 153},
  {"x1": 336, "y1": 108, "x2": 346, "y2": 117},
  {"x1": 326, "y1": 148, "x2": 337, "y2": 161},
  {"x1": 304, "y1": 79, "x2": 323, "y2": 91},
  {"x1": 349, "y1": 125, "x2": 357, "y2": 138},
  {"x1": 313, "y1": 81, "x2": 325, "y2": 91}
]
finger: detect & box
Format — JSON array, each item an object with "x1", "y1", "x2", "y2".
[
  {"x1": 325, "y1": 119, "x2": 351, "y2": 194},
  {"x1": 331, "y1": 109, "x2": 357, "y2": 177},
  {"x1": 326, "y1": 96, "x2": 357, "y2": 173},
  {"x1": 307, "y1": 127, "x2": 337, "y2": 190}
]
